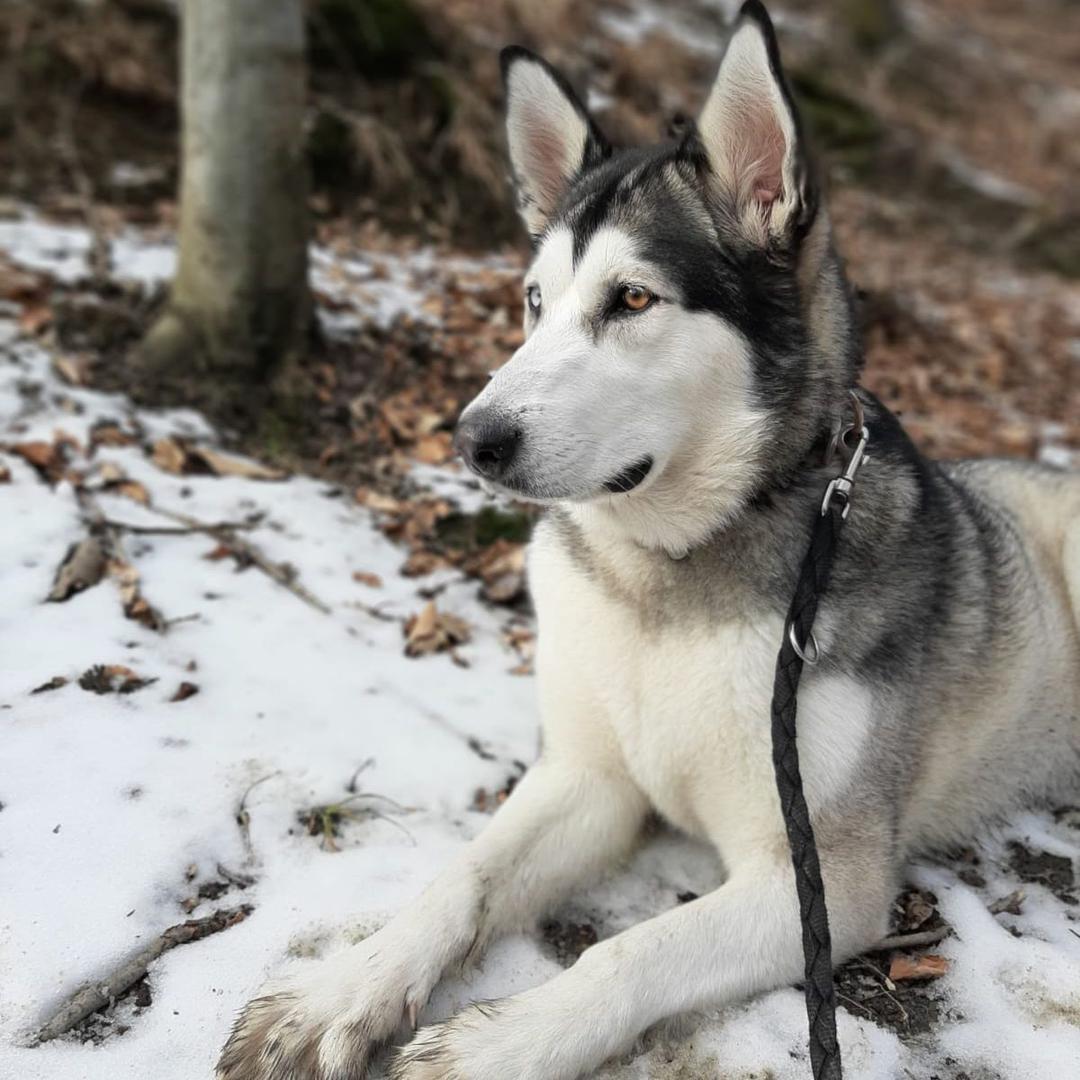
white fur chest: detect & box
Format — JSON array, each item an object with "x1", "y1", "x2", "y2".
[{"x1": 528, "y1": 523, "x2": 872, "y2": 862}]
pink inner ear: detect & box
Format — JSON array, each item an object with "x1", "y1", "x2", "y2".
[
  {"x1": 739, "y1": 99, "x2": 786, "y2": 207},
  {"x1": 521, "y1": 106, "x2": 573, "y2": 209}
]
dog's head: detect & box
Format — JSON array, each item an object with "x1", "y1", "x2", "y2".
[{"x1": 456, "y1": 1, "x2": 857, "y2": 556}]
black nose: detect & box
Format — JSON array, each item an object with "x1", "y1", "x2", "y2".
[{"x1": 454, "y1": 415, "x2": 521, "y2": 479}]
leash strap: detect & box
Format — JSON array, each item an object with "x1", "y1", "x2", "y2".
[{"x1": 770, "y1": 401, "x2": 869, "y2": 1080}]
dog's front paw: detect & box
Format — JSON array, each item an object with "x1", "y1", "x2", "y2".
[
  {"x1": 217, "y1": 933, "x2": 439, "y2": 1080},
  {"x1": 389, "y1": 1003, "x2": 499, "y2": 1080},
  {"x1": 390, "y1": 995, "x2": 590, "y2": 1080}
]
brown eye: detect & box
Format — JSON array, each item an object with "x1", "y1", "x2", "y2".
[{"x1": 620, "y1": 285, "x2": 654, "y2": 312}]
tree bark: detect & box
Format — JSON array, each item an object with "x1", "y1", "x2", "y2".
[{"x1": 139, "y1": 0, "x2": 308, "y2": 390}]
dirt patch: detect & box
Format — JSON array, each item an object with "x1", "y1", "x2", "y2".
[
  {"x1": 835, "y1": 954, "x2": 943, "y2": 1036},
  {"x1": 1006, "y1": 841, "x2": 1077, "y2": 904},
  {"x1": 540, "y1": 919, "x2": 599, "y2": 967},
  {"x1": 835, "y1": 886, "x2": 949, "y2": 1036}
]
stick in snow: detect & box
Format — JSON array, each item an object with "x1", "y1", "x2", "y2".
[
  {"x1": 872, "y1": 927, "x2": 951, "y2": 952},
  {"x1": 147, "y1": 504, "x2": 332, "y2": 615},
  {"x1": 33, "y1": 905, "x2": 253, "y2": 1044}
]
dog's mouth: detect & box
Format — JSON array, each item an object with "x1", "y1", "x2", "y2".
[{"x1": 603, "y1": 455, "x2": 654, "y2": 495}]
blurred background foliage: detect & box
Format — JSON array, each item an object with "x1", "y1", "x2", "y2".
[
  {"x1": 0, "y1": 0, "x2": 1076, "y2": 470},
  {"x1": 3, "y1": 0, "x2": 1076, "y2": 259}
]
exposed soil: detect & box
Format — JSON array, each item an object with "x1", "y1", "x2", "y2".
[{"x1": 1006, "y1": 840, "x2": 1077, "y2": 905}]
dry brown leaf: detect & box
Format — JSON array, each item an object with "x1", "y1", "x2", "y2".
[
  {"x1": 55, "y1": 354, "x2": 94, "y2": 387},
  {"x1": 404, "y1": 601, "x2": 471, "y2": 657},
  {"x1": 888, "y1": 954, "x2": 949, "y2": 982},
  {"x1": 114, "y1": 479, "x2": 151, "y2": 505},
  {"x1": 318, "y1": 444, "x2": 341, "y2": 468},
  {"x1": 18, "y1": 303, "x2": 52, "y2": 336},
  {"x1": 400, "y1": 550, "x2": 445, "y2": 577},
  {"x1": 379, "y1": 394, "x2": 420, "y2": 442},
  {"x1": 191, "y1": 446, "x2": 287, "y2": 481},
  {"x1": 53, "y1": 429, "x2": 83, "y2": 455},
  {"x1": 463, "y1": 540, "x2": 526, "y2": 604},
  {"x1": 78, "y1": 664, "x2": 156, "y2": 694},
  {"x1": 0, "y1": 262, "x2": 46, "y2": 302},
  {"x1": 900, "y1": 890, "x2": 937, "y2": 932},
  {"x1": 355, "y1": 488, "x2": 405, "y2": 514},
  {"x1": 10, "y1": 441, "x2": 57, "y2": 470},
  {"x1": 170, "y1": 681, "x2": 199, "y2": 703},
  {"x1": 352, "y1": 571, "x2": 383, "y2": 588},
  {"x1": 104, "y1": 664, "x2": 137, "y2": 681},
  {"x1": 90, "y1": 421, "x2": 138, "y2": 448},
  {"x1": 152, "y1": 437, "x2": 188, "y2": 475},
  {"x1": 98, "y1": 462, "x2": 126, "y2": 483},
  {"x1": 0, "y1": 462, "x2": 10, "y2": 484},
  {"x1": 5, "y1": 438, "x2": 73, "y2": 484},
  {"x1": 107, "y1": 557, "x2": 165, "y2": 631},
  {"x1": 413, "y1": 432, "x2": 453, "y2": 465}
]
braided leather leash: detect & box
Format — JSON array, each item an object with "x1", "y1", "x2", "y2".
[{"x1": 770, "y1": 395, "x2": 869, "y2": 1080}]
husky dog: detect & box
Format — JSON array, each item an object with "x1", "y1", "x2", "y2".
[{"x1": 218, "y1": 3, "x2": 1080, "y2": 1077}]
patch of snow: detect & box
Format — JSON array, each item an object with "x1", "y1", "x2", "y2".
[
  {"x1": 109, "y1": 235, "x2": 177, "y2": 290},
  {"x1": 0, "y1": 217, "x2": 93, "y2": 284},
  {"x1": 0, "y1": 210, "x2": 515, "y2": 336}
]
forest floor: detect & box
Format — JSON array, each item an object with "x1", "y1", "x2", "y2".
[
  {"x1": 2, "y1": 0, "x2": 1080, "y2": 1078},
  {"x1": 1, "y1": 212, "x2": 1080, "y2": 1080}
]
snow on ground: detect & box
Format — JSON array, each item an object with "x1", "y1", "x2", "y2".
[{"x1": 2, "y1": 217, "x2": 1080, "y2": 1080}]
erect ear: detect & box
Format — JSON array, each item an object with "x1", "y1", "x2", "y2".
[
  {"x1": 501, "y1": 46, "x2": 610, "y2": 240},
  {"x1": 694, "y1": 0, "x2": 814, "y2": 245}
]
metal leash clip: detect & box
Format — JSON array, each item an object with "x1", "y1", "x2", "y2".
[{"x1": 821, "y1": 393, "x2": 870, "y2": 520}]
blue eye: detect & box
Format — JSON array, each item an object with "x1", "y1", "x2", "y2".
[{"x1": 526, "y1": 284, "x2": 542, "y2": 314}]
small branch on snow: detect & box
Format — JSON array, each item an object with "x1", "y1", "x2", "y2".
[
  {"x1": 870, "y1": 888, "x2": 1027, "y2": 954},
  {"x1": 146, "y1": 504, "x2": 332, "y2": 615},
  {"x1": 33, "y1": 905, "x2": 253, "y2": 1044},
  {"x1": 98, "y1": 518, "x2": 256, "y2": 537},
  {"x1": 872, "y1": 927, "x2": 951, "y2": 952}
]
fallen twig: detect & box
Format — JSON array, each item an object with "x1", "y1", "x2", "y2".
[
  {"x1": 147, "y1": 504, "x2": 330, "y2": 615},
  {"x1": 33, "y1": 905, "x2": 253, "y2": 1043},
  {"x1": 872, "y1": 927, "x2": 951, "y2": 952},
  {"x1": 869, "y1": 887, "x2": 1028, "y2": 954},
  {"x1": 99, "y1": 518, "x2": 256, "y2": 537}
]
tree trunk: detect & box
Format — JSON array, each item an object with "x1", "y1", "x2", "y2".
[{"x1": 139, "y1": 0, "x2": 308, "y2": 395}]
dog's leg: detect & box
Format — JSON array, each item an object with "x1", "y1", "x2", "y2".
[
  {"x1": 216, "y1": 759, "x2": 647, "y2": 1080},
  {"x1": 391, "y1": 839, "x2": 892, "y2": 1080}
]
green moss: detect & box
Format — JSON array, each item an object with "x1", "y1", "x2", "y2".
[
  {"x1": 309, "y1": 0, "x2": 435, "y2": 79},
  {"x1": 435, "y1": 506, "x2": 533, "y2": 551}
]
